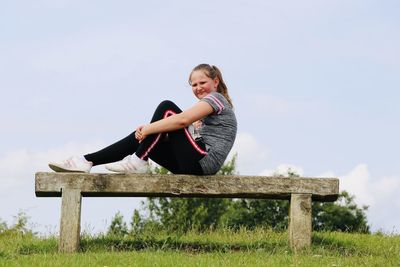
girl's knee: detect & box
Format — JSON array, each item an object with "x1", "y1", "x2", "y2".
[
  {"x1": 155, "y1": 100, "x2": 181, "y2": 115},
  {"x1": 158, "y1": 100, "x2": 176, "y2": 108}
]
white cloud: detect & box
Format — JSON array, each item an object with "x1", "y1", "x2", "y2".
[
  {"x1": 229, "y1": 132, "x2": 268, "y2": 174},
  {"x1": 259, "y1": 164, "x2": 304, "y2": 177},
  {"x1": 0, "y1": 140, "x2": 106, "y2": 192},
  {"x1": 337, "y1": 164, "x2": 400, "y2": 233},
  {"x1": 340, "y1": 164, "x2": 374, "y2": 206}
]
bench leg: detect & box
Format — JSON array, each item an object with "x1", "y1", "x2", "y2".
[
  {"x1": 59, "y1": 188, "x2": 82, "y2": 253},
  {"x1": 289, "y1": 193, "x2": 312, "y2": 250}
]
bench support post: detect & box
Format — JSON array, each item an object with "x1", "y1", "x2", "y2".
[
  {"x1": 59, "y1": 188, "x2": 82, "y2": 253},
  {"x1": 289, "y1": 193, "x2": 312, "y2": 250}
]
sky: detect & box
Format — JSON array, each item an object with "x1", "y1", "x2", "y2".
[{"x1": 1, "y1": 0, "x2": 399, "y2": 234}]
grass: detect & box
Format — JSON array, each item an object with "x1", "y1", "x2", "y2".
[{"x1": 1, "y1": 228, "x2": 399, "y2": 266}]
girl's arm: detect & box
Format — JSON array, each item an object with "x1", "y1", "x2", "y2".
[{"x1": 138, "y1": 101, "x2": 213, "y2": 139}]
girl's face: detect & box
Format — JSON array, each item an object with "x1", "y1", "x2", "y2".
[{"x1": 190, "y1": 70, "x2": 219, "y2": 99}]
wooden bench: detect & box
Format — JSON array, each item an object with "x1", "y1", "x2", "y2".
[{"x1": 35, "y1": 172, "x2": 339, "y2": 252}]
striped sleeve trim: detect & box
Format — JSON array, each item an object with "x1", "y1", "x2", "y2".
[{"x1": 204, "y1": 94, "x2": 225, "y2": 114}]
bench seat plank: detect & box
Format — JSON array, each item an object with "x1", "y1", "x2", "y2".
[{"x1": 35, "y1": 172, "x2": 339, "y2": 201}]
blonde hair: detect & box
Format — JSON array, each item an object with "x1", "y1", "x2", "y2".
[{"x1": 189, "y1": 64, "x2": 233, "y2": 107}]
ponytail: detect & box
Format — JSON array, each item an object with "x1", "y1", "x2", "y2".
[{"x1": 189, "y1": 64, "x2": 233, "y2": 107}]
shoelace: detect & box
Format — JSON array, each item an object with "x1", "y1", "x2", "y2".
[
  {"x1": 121, "y1": 156, "x2": 139, "y2": 172},
  {"x1": 63, "y1": 158, "x2": 76, "y2": 168}
]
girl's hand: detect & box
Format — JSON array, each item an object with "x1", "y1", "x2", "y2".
[
  {"x1": 135, "y1": 125, "x2": 147, "y2": 143},
  {"x1": 193, "y1": 120, "x2": 202, "y2": 130}
]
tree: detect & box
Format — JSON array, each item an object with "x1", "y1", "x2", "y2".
[
  {"x1": 0, "y1": 211, "x2": 35, "y2": 235},
  {"x1": 107, "y1": 211, "x2": 128, "y2": 237},
  {"x1": 130, "y1": 209, "x2": 142, "y2": 233},
  {"x1": 312, "y1": 191, "x2": 369, "y2": 233},
  {"x1": 221, "y1": 198, "x2": 289, "y2": 230}
]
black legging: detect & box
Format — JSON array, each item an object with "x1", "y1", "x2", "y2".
[{"x1": 84, "y1": 100, "x2": 207, "y2": 175}]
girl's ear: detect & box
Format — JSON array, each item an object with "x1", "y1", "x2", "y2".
[{"x1": 214, "y1": 78, "x2": 220, "y2": 89}]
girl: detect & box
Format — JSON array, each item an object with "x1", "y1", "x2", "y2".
[{"x1": 49, "y1": 64, "x2": 237, "y2": 175}]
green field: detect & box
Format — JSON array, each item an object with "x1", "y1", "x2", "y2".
[{"x1": 1, "y1": 228, "x2": 399, "y2": 266}]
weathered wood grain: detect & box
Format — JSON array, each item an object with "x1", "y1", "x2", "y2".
[
  {"x1": 59, "y1": 188, "x2": 81, "y2": 253},
  {"x1": 289, "y1": 193, "x2": 312, "y2": 250},
  {"x1": 35, "y1": 172, "x2": 339, "y2": 201}
]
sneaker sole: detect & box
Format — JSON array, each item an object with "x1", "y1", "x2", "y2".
[
  {"x1": 48, "y1": 163, "x2": 87, "y2": 173},
  {"x1": 105, "y1": 166, "x2": 149, "y2": 174}
]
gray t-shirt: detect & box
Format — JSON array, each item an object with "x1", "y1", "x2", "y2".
[{"x1": 197, "y1": 92, "x2": 237, "y2": 175}]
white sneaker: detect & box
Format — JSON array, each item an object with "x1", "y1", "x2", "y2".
[
  {"x1": 49, "y1": 156, "x2": 93, "y2": 173},
  {"x1": 105, "y1": 154, "x2": 149, "y2": 174}
]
